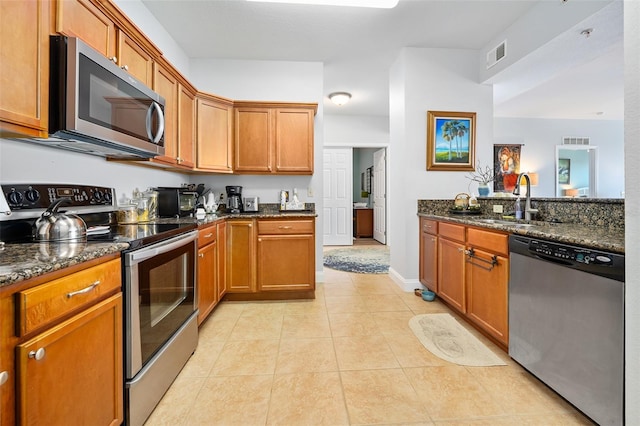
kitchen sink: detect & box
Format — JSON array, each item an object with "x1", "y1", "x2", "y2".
[{"x1": 474, "y1": 219, "x2": 536, "y2": 228}]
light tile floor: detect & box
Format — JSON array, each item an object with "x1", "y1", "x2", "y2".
[{"x1": 145, "y1": 268, "x2": 594, "y2": 425}]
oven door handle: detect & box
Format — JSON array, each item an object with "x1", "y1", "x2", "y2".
[{"x1": 128, "y1": 233, "x2": 195, "y2": 263}]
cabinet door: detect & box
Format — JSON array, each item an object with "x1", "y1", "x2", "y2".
[
  {"x1": 16, "y1": 294, "x2": 123, "y2": 426},
  {"x1": 55, "y1": 0, "x2": 117, "y2": 59},
  {"x1": 0, "y1": 0, "x2": 49, "y2": 137},
  {"x1": 466, "y1": 249, "x2": 509, "y2": 345},
  {"x1": 274, "y1": 108, "x2": 314, "y2": 174},
  {"x1": 177, "y1": 84, "x2": 196, "y2": 168},
  {"x1": 420, "y1": 231, "x2": 438, "y2": 292},
  {"x1": 197, "y1": 241, "x2": 218, "y2": 325},
  {"x1": 152, "y1": 62, "x2": 178, "y2": 165},
  {"x1": 234, "y1": 107, "x2": 272, "y2": 173},
  {"x1": 217, "y1": 221, "x2": 227, "y2": 300},
  {"x1": 257, "y1": 234, "x2": 315, "y2": 292},
  {"x1": 196, "y1": 96, "x2": 233, "y2": 172},
  {"x1": 226, "y1": 220, "x2": 256, "y2": 293},
  {"x1": 117, "y1": 30, "x2": 153, "y2": 86},
  {"x1": 438, "y1": 237, "x2": 466, "y2": 313}
]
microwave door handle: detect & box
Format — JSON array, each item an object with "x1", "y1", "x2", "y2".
[
  {"x1": 145, "y1": 101, "x2": 165, "y2": 143},
  {"x1": 152, "y1": 101, "x2": 165, "y2": 144}
]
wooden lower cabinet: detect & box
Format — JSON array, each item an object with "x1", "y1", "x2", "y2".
[
  {"x1": 226, "y1": 217, "x2": 315, "y2": 298},
  {"x1": 216, "y1": 221, "x2": 227, "y2": 300},
  {"x1": 353, "y1": 208, "x2": 373, "y2": 238},
  {"x1": 16, "y1": 293, "x2": 123, "y2": 426},
  {"x1": 437, "y1": 237, "x2": 466, "y2": 312},
  {"x1": 420, "y1": 218, "x2": 510, "y2": 348},
  {"x1": 257, "y1": 234, "x2": 314, "y2": 292},
  {"x1": 226, "y1": 219, "x2": 257, "y2": 293},
  {"x1": 466, "y1": 248, "x2": 509, "y2": 345},
  {"x1": 419, "y1": 218, "x2": 438, "y2": 292},
  {"x1": 197, "y1": 225, "x2": 218, "y2": 325}
]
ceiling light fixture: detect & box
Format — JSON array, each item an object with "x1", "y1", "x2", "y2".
[
  {"x1": 329, "y1": 92, "x2": 352, "y2": 106},
  {"x1": 247, "y1": 0, "x2": 399, "y2": 8}
]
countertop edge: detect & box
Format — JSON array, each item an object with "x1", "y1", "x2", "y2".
[{"x1": 418, "y1": 213, "x2": 625, "y2": 254}]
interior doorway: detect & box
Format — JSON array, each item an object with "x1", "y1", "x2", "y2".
[{"x1": 323, "y1": 147, "x2": 387, "y2": 247}]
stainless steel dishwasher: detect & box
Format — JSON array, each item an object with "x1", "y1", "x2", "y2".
[{"x1": 509, "y1": 235, "x2": 624, "y2": 426}]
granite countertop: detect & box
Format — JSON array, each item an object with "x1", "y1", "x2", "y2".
[
  {"x1": 0, "y1": 241, "x2": 130, "y2": 288},
  {"x1": 418, "y1": 212, "x2": 625, "y2": 254},
  {"x1": 0, "y1": 209, "x2": 317, "y2": 288}
]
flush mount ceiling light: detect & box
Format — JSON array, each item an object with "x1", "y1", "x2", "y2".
[
  {"x1": 329, "y1": 92, "x2": 352, "y2": 106},
  {"x1": 248, "y1": 0, "x2": 399, "y2": 8}
]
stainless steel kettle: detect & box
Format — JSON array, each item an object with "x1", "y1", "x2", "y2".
[{"x1": 35, "y1": 198, "x2": 87, "y2": 241}]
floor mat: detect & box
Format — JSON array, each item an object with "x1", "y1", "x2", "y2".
[
  {"x1": 323, "y1": 246, "x2": 389, "y2": 274},
  {"x1": 409, "y1": 313, "x2": 506, "y2": 366}
]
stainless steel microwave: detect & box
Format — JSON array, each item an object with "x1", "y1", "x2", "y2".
[{"x1": 41, "y1": 36, "x2": 165, "y2": 159}]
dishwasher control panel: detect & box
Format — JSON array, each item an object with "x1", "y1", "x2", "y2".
[{"x1": 529, "y1": 240, "x2": 612, "y2": 265}]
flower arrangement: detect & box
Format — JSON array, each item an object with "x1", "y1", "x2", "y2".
[{"x1": 466, "y1": 161, "x2": 496, "y2": 185}]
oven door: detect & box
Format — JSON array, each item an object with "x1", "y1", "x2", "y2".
[{"x1": 124, "y1": 230, "x2": 197, "y2": 379}]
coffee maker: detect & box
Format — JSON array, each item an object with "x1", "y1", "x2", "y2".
[{"x1": 225, "y1": 186, "x2": 243, "y2": 213}]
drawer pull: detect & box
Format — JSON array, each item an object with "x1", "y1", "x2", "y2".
[
  {"x1": 0, "y1": 371, "x2": 8, "y2": 385},
  {"x1": 204, "y1": 233, "x2": 213, "y2": 238},
  {"x1": 278, "y1": 226, "x2": 293, "y2": 229},
  {"x1": 66, "y1": 281, "x2": 100, "y2": 298},
  {"x1": 28, "y1": 348, "x2": 45, "y2": 361}
]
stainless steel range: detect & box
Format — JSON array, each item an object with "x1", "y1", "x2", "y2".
[{"x1": 0, "y1": 183, "x2": 199, "y2": 426}]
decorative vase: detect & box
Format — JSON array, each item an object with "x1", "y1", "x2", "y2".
[{"x1": 478, "y1": 184, "x2": 490, "y2": 197}]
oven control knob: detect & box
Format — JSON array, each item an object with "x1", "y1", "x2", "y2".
[
  {"x1": 25, "y1": 188, "x2": 40, "y2": 203},
  {"x1": 93, "y1": 190, "x2": 103, "y2": 203},
  {"x1": 103, "y1": 191, "x2": 112, "y2": 204},
  {"x1": 7, "y1": 190, "x2": 23, "y2": 206}
]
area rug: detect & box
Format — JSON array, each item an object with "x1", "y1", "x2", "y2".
[
  {"x1": 323, "y1": 246, "x2": 389, "y2": 274},
  {"x1": 408, "y1": 313, "x2": 506, "y2": 367}
]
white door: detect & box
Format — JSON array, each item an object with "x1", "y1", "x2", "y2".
[
  {"x1": 323, "y1": 148, "x2": 353, "y2": 245},
  {"x1": 373, "y1": 148, "x2": 386, "y2": 244}
]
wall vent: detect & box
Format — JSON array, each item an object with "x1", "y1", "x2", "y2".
[
  {"x1": 562, "y1": 136, "x2": 590, "y2": 145},
  {"x1": 486, "y1": 40, "x2": 507, "y2": 69}
]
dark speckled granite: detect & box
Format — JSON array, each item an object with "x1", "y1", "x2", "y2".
[
  {"x1": 417, "y1": 198, "x2": 624, "y2": 253},
  {"x1": 0, "y1": 205, "x2": 317, "y2": 288},
  {"x1": 0, "y1": 241, "x2": 130, "y2": 287}
]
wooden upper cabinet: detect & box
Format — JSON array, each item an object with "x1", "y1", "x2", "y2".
[
  {"x1": 177, "y1": 83, "x2": 196, "y2": 168},
  {"x1": 234, "y1": 107, "x2": 273, "y2": 173},
  {"x1": 116, "y1": 30, "x2": 153, "y2": 86},
  {"x1": 0, "y1": 0, "x2": 50, "y2": 137},
  {"x1": 274, "y1": 108, "x2": 314, "y2": 174},
  {"x1": 233, "y1": 102, "x2": 317, "y2": 175},
  {"x1": 55, "y1": 0, "x2": 117, "y2": 59},
  {"x1": 196, "y1": 93, "x2": 233, "y2": 173},
  {"x1": 152, "y1": 60, "x2": 178, "y2": 165}
]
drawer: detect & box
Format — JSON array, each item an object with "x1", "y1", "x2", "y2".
[
  {"x1": 438, "y1": 222, "x2": 465, "y2": 242},
  {"x1": 198, "y1": 225, "x2": 217, "y2": 248},
  {"x1": 467, "y1": 227, "x2": 509, "y2": 255},
  {"x1": 258, "y1": 219, "x2": 314, "y2": 235},
  {"x1": 421, "y1": 218, "x2": 437, "y2": 235},
  {"x1": 16, "y1": 258, "x2": 122, "y2": 336}
]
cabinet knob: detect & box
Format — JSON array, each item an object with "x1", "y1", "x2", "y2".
[
  {"x1": 248, "y1": 224, "x2": 252, "y2": 228},
  {"x1": 0, "y1": 371, "x2": 8, "y2": 386},
  {"x1": 121, "y1": 64, "x2": 129, "y2": 71},
  {"x1": 28, "y1": 348, "x2": 45, "y2": 361},
  {"x1": 110, "y1": 56, "x2": 117, "y2": 63},
  {"x1": 431, "y1": 237, "x2": 436, "y2": 242}
]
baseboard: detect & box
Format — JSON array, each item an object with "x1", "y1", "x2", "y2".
[{"x1": 388, "y1": 267, "x2": 423, "y2": 292}]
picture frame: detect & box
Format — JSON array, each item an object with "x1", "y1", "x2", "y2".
[
  {"x1": 426, "y1": 111, "x2": 476, "y2": 171},
  {"x1": 558, "y1": 158, "x2": 571, "y2": 184},
  {"x1": 365, "y1": 167, "x2": 372, "y2": 192}
]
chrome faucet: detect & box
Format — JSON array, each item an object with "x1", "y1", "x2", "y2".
[{"x1": 513, "y1": 173, "x2": 538, "y2": 220}]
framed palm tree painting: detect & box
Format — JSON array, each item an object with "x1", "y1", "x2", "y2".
[{"x1": 426, "y1": 111, "x2": 476, "y2": 171}]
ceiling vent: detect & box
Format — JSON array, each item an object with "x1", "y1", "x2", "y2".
[
  {"x1": 486, "y1": 40, "x2": 507, "y2": 69},
  {"x1": 562, "y1": 136, "x2": 590, "y2": 145}
]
